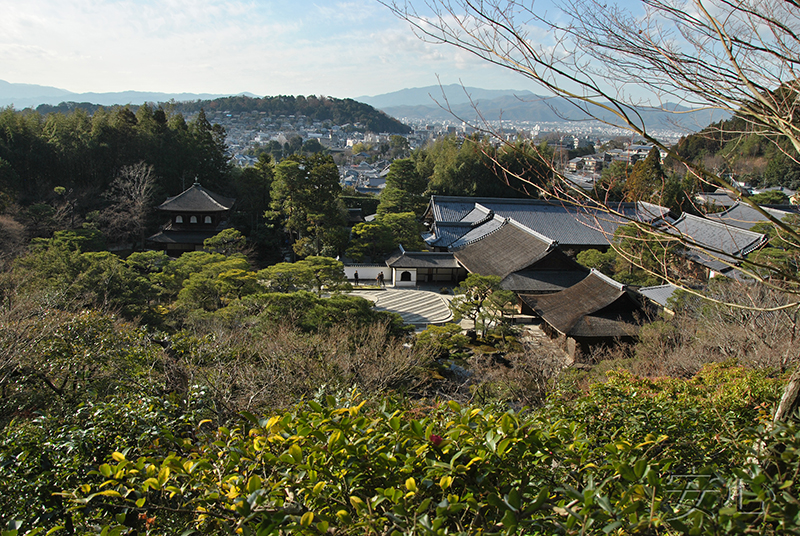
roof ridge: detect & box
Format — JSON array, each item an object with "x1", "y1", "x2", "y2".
[
  {"x1": 589, "y1": 269, "x2": 625, "y2": 291},
  {"x1": 505, "y1": 218, "x2": 557, "y2": 247},
  {"x1": 451, "y1": 216, "x2": 509, "y2": 250}
]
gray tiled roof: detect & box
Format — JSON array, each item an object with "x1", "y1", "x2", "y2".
[
  {"x1": 449, "y1": 214, "x2": 506, "y2": 249},
  {"x1": 158, "y1": 182, "x2": 235, "y2": 212},
  {"x1": 424, "y1": 222, "x2": 473, "y2": 248},
  {"x1": 638, "y1": 284, "x2": 680, "y2": 308},
  {"x1": 425, "y1": 196, "x2": 669, "y2": 247},
  {"x1": 706, "y1": 202, "x2": 795, "y2": 230},
  {"x1": 386, "y1": 251, "x2": 461, "y2": 269},
  {"x1": 453, "y1": 219, "x2": 555, "y2": 279},
  {"x1": 667, "y1": 213, "x2": 767, "y2": 270}
]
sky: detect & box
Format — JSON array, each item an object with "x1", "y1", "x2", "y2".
[{"x1": 0, "y1": 0, "x2": 555, "y2": 99}]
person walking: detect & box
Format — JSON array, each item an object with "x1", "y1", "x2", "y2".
[
  {"x1": 353, "y1": 271, "x2": 359, "y2": 286},
  {"x1": 377, "y1": 271, "x2": 385, "y2": 287}
]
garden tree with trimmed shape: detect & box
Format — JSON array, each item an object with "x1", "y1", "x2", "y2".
[
  {"x1": 346, "y1": 221, "x2": 397, "y2": 262},
  {"x1": 203, "y1": 228, "x2": 247, "y2": 256},
  {"x1": 450, "y1": 273, "x2": 516, "y2": 338},
  {"x1": 257, "y1": 256, "x2": 350, "y2": 297},
  {"x1": 383, "y1": 0, "x2": 800, "y2": 422}
]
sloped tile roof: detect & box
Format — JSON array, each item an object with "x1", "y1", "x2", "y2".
[
  {"x1": 386, "y1": 251, "x2": 461, "y2": 269},
  {"x1": 638, "y1": 284, "x2": 680, "y2": 308},
  {"x1": 424, "y1": 196, "x2": 669, "y2": 247},
  {"x1": 667, "y1": 213, "x2": 767, "y2": 270},
  {"x1": 158, "y1": 182, "x2": 235, "y2": 212},
  {"x1": 501, "y1": 269, "x2": 588, "y2": 293},
  {"x1": 520, "y1": 270, "x2": 644, "y2": 338},
  {"x1": 424, "y1": 222, "x2": 474, "y2": 248},
  {"x1": 452, "y1": 219, "x2": 555, "y2": 279},
  {"x1": 705, "y1": 202, "x2": 796, "y2": 230},
  {"x1": 146, "y1": 229, "x2": 221, "y2": 245},
  {"x1": 449, "y1": 214, "x2": 507, "y2": 249}
]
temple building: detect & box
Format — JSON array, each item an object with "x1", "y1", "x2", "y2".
[{"x1": 146, "y1": 181, "x2": 235, "y2": 255}]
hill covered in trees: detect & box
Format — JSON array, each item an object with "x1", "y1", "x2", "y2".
[
  {"x1": 675, "y1": 112, "x2": 800, "y2": 190},
  {"x1": 36, "y1": 95, "x2": 412, "y2": 135}
]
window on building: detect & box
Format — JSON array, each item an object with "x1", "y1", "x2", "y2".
[
  {"x1": 175, "y1": 215, "x2": 183, "y2": 224},
  {"x1": 190, "y1": 216, "x2": 198, "y2": 224},
  {"x1": 204, "y1": 216, "x2": 212, "y2": 224},
  {"x1": 400, "y1": 271, "x2": 412, "y2": 282}
]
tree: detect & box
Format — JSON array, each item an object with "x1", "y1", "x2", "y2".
[
  {"x1": 346, "y1": 221, "x2": 397, "y2": 262},
  {"x1": 450, "y1": 273, "x2": 511, "y2": 338},
  {"x1": 380, "y1": 212, "x2": 427, "y2": 251},
  {"x1": 270, "y1": 154, "x2": 347, "y2": 259},
  {"x1": 99, "y1": 161, "x2": 156, "y2": 249},
  {"x1": 389, "y1": 134, "x2": 411, "y2": 158},
  {"x1": 203, "y1": 229, "x2": 247, "y2": 256},
  {"x1": 377, "y1": 158, "x2": 429, "y2": 216},
  {"x1": 257, "y1": 257, "x2": 350, "y2": 297},
  {"x1": 624, "y1": 147, "x2": 666, "y2": 203},
  {"x1": 301, "y1": 138, "x2": 325, "y2": 154}
]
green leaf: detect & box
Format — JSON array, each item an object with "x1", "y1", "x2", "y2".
[
  {"x1": 247, "y1": 475, "x2": 262, "y2": 494},
  {"x1": 506, "y1": 488, "x2": 521, "y2": 512},
  {"x1": 288, "y1": 444, "x2": 302, "y2": 464},
  {"x1": 501, "y1": 509, "x2": 518, "y2": 530},
  {"x1": 300, "y1": 512, "x2": 314, "y2": 527},
  {"x1": 158, "y1": 466, "x2": 170, "y2": 486},
  {"x1": 389, "y1": 416, "x2": 401, "y2": 431}
]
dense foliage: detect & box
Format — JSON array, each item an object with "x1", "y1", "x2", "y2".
[
  {"x1": 1, "y1": 366, "x2": 793, "y2": 535},
  {"x1": 172, "y1": 95, "x2": 411, "y2": 134}
]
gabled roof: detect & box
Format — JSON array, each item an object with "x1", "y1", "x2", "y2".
[
  {"x1": 423, "y1": 196, "x2": 670, "y2": 248},
  {"x1": 705, "y1": 202, "x2": 796, "y2": 230},
  {"x1": 520, "y1": 270, "x2": 644, "y2": 338},
  {"x1": 423, "y1": 222, "x2": 474, "y2": 248},
  {"x1": 452, "y1": 218, "x2": 556, "y2": 279},
  {"x1": 158, "y1": 182, "x2": 235, "y2": 212},
  {"x1": 667, "y1": 213, "x2": 767, "y2": 271}
]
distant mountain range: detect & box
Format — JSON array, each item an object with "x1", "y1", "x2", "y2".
[
  {"x1": 1, "y1": 79, "x2": 728, "y2": 133},
  {"x1": 358, "y1": 84, "x2": 729, "y2": 133},
  {"x1": 0, "y1": 79, "x2": 256, "y2": 109}
]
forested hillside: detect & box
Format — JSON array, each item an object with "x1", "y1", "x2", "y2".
[
  {"x1": 35, "y1": 95, "x2": 412, "y2": 135},
  {"x1": 675, "y1": 112, "x2": 800, "y2": 190},
  {"x1": 171, "y1": 95, "x2": 412, "y2": 134}
]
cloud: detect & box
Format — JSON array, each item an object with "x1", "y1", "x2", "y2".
[{"x1": 0, "y1": 0, "x2": 540, "y2": 96}]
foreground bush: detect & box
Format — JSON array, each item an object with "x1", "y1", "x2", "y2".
[{"x1": 53, "y1": 378, "x2": 797, "y2": 536}]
